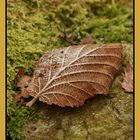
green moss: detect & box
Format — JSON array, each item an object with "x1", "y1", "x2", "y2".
[
  {"x1": 7, "y1": 106, "x2": 33, "y2": 140},
  {"x1": 7, "y1": 0, "x2": 133, "y2": 139}
]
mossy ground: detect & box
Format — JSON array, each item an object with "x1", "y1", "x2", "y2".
[{"x1": 7, "y1": 0, "x2": 133, "y2": 139}]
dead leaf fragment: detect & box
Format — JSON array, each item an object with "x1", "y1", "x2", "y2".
[
  {"x1": 122, "y1": 64, "x2": 133, "y2": 92},
  {"x1": 17, "y1": 75, "x2": 31, "y2": 90},
  {"x1": 14, "y1": 91, "x2": 29, "y2": 103},
  {"x1": 14, "y1": 69, "x2": 32, "y2": 103},
  {"x1": 80, "y1": 35, "x2": 94, "y2": 45},
  {"x1": 25, "y1": 43, "x2": 122, "y2": 107},
  {"x1": 16, "y1": 68, "x2": 25, "y2": 78}
]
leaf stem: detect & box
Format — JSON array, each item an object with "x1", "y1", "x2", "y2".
[{"x1": 26, "y1": 94, "x2": 40, "y2": 107}]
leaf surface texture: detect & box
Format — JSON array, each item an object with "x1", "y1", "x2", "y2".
[{"x1": 26, "y1": 44, "x2": 122, "y2": 107}]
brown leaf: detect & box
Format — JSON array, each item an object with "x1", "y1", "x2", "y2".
[
  {"x1": 17, "y1": 75, "x2": 31, "y2": 89},
  {"x1": 80, "y1": 35, "x2": 94, "y2": 45},
  {"x1": 25, "y1": 43, "x2": 122, "y2": 107},
  {"x1": 14, "y1": 69, "x2": 32, "y2": 103},
  {"x1": 14, "y1": 91, "x2": 29, "y2": 103},
  {"x1": 121, "y1": 64, "x2": 133, "y2": 92},
  {"x1": 16, "y1": 68, "x2": 25, "y2": 77}
]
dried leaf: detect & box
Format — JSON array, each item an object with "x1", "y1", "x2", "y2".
[
  {"x1": 122, "y1": 64, "x2": 133, "y2": 92},
  {"x1": 14, "y1": 70, "x2": 32, "y2": 103},
  {"x1": 17, "y1": 75, "x2": 31, "y2": 90},
  {"x1": 26, "y1": 43, "x2": 122, "y2": 107},
  {"x1": 14, "y1": 91, "x2": 29, "y2": 103},
  {"x1": 80, "y1": 35, "x2": 94, "y2": 45},
  {"x1": 16, "y1": 68, "x2": 25, "y2": 78}
]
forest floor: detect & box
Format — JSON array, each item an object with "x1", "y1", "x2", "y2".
[{"x1": 7, "y1": 0, "x2": 133, "y2": 139}]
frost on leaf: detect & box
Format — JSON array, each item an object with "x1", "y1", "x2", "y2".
[{"x1": 25, "y1": 44, "x2": 122, "y2": 107}]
